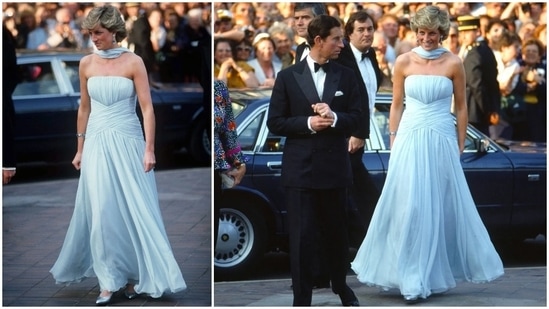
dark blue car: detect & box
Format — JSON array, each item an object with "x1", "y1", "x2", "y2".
[
  {"x1": 215, "y1": 89, "x2": 546, "y2": 280},
  {"x1": 13, "y1": 50, "x2": 209, "y2": 165}
]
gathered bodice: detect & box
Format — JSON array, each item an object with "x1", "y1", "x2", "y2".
[
  {"x1": 399, "y1": 75, "x2": 455, "y2": 136},
  {"x1": 86, "y1": 76, "x2": 142, "y2": 138}
]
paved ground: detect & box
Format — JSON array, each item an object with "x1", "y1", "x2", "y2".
[
  {"x1": 2, "y1": 167, "x2": 211, "y2": 306},
  {"x1": 214, "y1": 267, "x2": 547, "y2": 306},
  {"x1": 4, "y1": 166, "x2": 546, "y2": 307}
]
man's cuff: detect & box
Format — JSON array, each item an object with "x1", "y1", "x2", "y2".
[
  {"x1": 331, "y1": 112, "x2": 338, "y2": 127},
  {"x1": 307, "y1": 116, "x2": 316, "y2": 134},
  {"x1": 3, "y1": 167, "x2": 16, "y2": 171}
]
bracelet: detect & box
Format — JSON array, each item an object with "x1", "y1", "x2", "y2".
[
  {"x1": 76, "y1": 133, "x2": 86, "y2": 138},
  {"x1": 389, "y1": 131, "x2": 397, "y2": 136}
]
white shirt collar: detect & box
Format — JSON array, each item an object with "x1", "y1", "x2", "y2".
[{"x1": 349, "y1": 42, "x2": 368, "y2": 62}]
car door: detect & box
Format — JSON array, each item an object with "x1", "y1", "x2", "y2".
[{"x1": 14, "y1": 55, "x2": 81, "y2": 163}]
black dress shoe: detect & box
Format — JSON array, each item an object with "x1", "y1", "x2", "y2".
[{"x1": 339, "y1": 286, "x2": 359, "y2": 306}]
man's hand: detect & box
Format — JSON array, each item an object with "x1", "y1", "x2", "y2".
[
  {"x1": 311, "y1": 103, "x2": 334, "y2": 119},
  {"x1": 489, "y1": 112, "x2": 499, "y2": 126},
  {"x1": 310, "y1": 115, "x2": 334, "y2": 131},
  {"x1": 348, "y1": 136, "x2": 365, "y2": 153},
  {"x1": 3, "y1": 169, "x2": 15, "y2": 185}
]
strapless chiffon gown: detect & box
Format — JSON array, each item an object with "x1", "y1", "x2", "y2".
[
  {"x1": 50, "y1": 76, "x2": 186, "y2": 297},
  {"x1": 351, "y1": 75, "x2": 504, "y2": 299}
]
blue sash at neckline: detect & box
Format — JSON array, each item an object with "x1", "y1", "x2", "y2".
[
  {"x1": 94, "y1": 47, "x2": 131, "y2": 59},
  {"x1": 412, "y1": 46, "x2": 449, "y2": 59}
]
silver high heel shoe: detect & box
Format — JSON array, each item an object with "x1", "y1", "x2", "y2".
[
  {"x1": 403, "y1": 295, "x2": 419, "y2": 304},
  {"x1": 96, "y1": 291, "x2": 113, "y2": 306}
]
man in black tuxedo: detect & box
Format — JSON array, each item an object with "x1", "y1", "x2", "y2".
[
  {"x1": 458, "y1": 16, "x2": 500, "y2": 135},
  {"x1": 126, "y1": 3, "x2": 155, "y2": 76},
  {"x1": 3, "y1": 25, "x2": 20, "y2": 185},
  {"x1": 267, "y1": 15, "x2": 361, "y2": 307},
  {"x1": 293, "y1": 3, "x2": 326, "y2": 63},
  {"x1": 335, "y1": 10, "x2": 383, "y2": 243}
]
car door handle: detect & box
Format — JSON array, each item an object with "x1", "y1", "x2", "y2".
[
  {"x1": 528, "y1": 174, "x2": 540, "y2": 181},
  {"x1": 267, "y1": 161, "x2": 282, "y2": 171}
]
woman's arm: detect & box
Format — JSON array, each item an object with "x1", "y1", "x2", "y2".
[
  {"x1": 73, "y1": 56, "x2": 92, "y2": 170},
  {"x1": 451, "y1": 56, "x2": 468, "y2": 153},
  {"x1": 132, "y1": 55, "x2": 156, "y2": 172},
  {"x1": 388, "y1": 54, "x2": 406, "y2": 148}
]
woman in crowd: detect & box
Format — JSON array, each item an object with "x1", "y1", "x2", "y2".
[
  {"x1": 514, "y1": 38, "x2": 547, "y2": 142},
  {"x1": 214, "y1": 38, "x2": 259, "y2": 88},
  {"x1": 268, "y1": 22, "x2": 295, "y2": 69},
  {"x1": 247, "y1": 32, "x2": 281, "y2": 87}
]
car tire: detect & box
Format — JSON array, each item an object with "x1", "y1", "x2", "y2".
[
  {"x1": 189, "y1": 116, "x2": 210, "y2": 164},
  {"x1": 214, "y1": 205, "x2": 267, "y2": 280}
]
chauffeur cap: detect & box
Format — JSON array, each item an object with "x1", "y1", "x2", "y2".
[{"x1": 457, "y1": 15, "x2": 480, "y2": 31}]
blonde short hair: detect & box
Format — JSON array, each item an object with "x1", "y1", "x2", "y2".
[
  {"x1": 410, "y1": 5, "x2": 451, "y2": 39},
  {"x1": 81, "y1": 4, "x2": 127, "y2": 42}
]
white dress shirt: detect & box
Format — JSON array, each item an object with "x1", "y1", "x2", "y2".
[
  {"x1": 350, "y1": 43, "x2": 378, "y2": 117},
  {"x1": 305, "y1": 55, "x2": 338, "y2": 133}
]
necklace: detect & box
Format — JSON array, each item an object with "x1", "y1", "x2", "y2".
[
  {"x1": 94, "y1": 47, "x2": 131, "y2": 59},
  {"x1": 412, "y1": 46, "x2": 449, "y2": 59}
]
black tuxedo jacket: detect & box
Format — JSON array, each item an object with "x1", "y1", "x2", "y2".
[
  {"x1": 463, "y1": 40, "x2": 500, "y2": 124},
  {"x1": 295, "y1": 42, "x2": 309, "y2": 64},
  {"x1": 3, "y1": 26, "x2": 19, "y2": 168},
  {"x1": 128, "y1": 15, "x2": 155, "y2": 72},
  {"x1": 267, "y1": 58, "x2": 362, "y2": 189},
  {"x1": 335, "y1": 42, "x2": 382, "y2": 139}
]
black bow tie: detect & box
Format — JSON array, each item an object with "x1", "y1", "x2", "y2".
[
  {"x1": 314, "y1": 62, "x2": 330, "y2": 72},
  {"x1": 361, "y1": 51, "x2": 370, "y2": 60}
]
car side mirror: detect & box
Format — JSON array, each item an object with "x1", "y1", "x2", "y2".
[{"x1": 475, "y1": 138, "x2": 490, "y2": 153}]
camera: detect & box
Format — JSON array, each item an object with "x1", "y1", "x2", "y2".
[{"x1": 521, "y1": 3, "x2": 530, "y2": 13}]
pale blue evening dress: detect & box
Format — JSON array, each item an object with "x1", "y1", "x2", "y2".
[
  {"x1": 351, "y1": 47, "x2": 504, "y2": 300},
  {"x1": 50, "y1": 48, "x2": 186, "y2": 298}
]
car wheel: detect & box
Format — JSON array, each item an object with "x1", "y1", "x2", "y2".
[
  {"x1": 215, "y1": 205, "x2": 267, "y2": 279},
  {"x1": 189, "y1": 116, "x2": 210, "y2": 164}
]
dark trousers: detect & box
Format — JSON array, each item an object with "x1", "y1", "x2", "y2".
[
  {"x1": 347, "y1": 149, "x2": 379, "y2": 246},
  {"x1": 286, "y1": 187, "x2": 350, "y2": 306}
]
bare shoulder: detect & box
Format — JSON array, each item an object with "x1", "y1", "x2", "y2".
[
  {"x1": 446, "y1": 53, "x2": 465, "y2": 74},
  {"x1": 447, "y1": 52, "x2": 461, "y2": 63},
  {"x1": 79, "y1": 54, "x2": 93, "y2": 69},
  {"x1": 395, "y1": 51, "x2": 412, "y2": 66},
  {"x1": 123, "y1": 52, "x2": 144, "y2": 65}
]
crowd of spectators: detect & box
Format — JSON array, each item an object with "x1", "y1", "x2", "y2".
[
  {"x1": 3, "y1": 2, "x2": 212, "y2": 84},
  {"x1": 213, "y1": 2, "x2": 546, "y2": 142}
]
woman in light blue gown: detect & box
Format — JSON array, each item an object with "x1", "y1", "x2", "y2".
[
  {"x1": 50, "y1": 5, "x2": 186, "y2": 305},
  {"x1": 351, "y1": 6, "x2": 504, "y2": 304}
]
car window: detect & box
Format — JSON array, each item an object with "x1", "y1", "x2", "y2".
[
  {"x1": 61, "y1": 60, "x2": 80, "y2": 92},
  {"x1": 231, "y1": 101, "x2": 246, "y2": 118},
  {"x1": 371, "y1": 104, "x2": 391, "y2": 149},
  {"x1": 14, "y1": 62, "x2": 59, "y2": 95},
  {"x1": 463, "y1": 132, "x2": 476, "y2": 150},
  {"x1": 239, "y1": 111, "x2": 264, "y2": 151},
  {"x1": 262, "y1": 132, "x2": 285, "y2": 152}
]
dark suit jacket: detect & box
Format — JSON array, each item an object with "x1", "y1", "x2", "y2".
[
  {"x1": 295, "y1": 42, "x2": 309, "y2": 64},
  {"x1": 3, "y1": 26, "x2": 19, "y2": 168},
  {"x1": 267, "y1": 58, "x2": 362, "y2": 189},
  {"x1": 335, "y1": 42, "x2": 382, "y2": 139},
  {"x1": 463, "y1": 40, "x2": 500, "y2": 124},
  {"x1": 128, "y1": 15, "x2": 155, "y2": 72}
]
